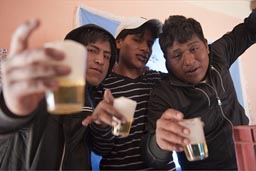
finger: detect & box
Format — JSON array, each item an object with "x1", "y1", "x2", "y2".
[
  {"x1": 6, "y1": 48, "x2": 66, "y2": 69},
  {"x1": 82, "y1": 111, "x2": 113, "y2": 127},
  {"x1": 82, "y1": 115, "x2": 105, "y2": 127},
  {"x1": 157, "y1": 117, "x2": 189, "y2": 136},
  {"x1": 5, "y1": 62, "x2": 70, "y2": 83},
  {"x1": 7, "y1": 78, "x2": 59, "y2": 97},
  {"x1": 157, "y1": 138, "x2": 184, "y2": 152},
  {"x1": 157, "y1": 127, "x2": 190, "y2": 146},
  {"x1": 9, "y1": 19, "x2": 40, "y2": 56},
  {"x1": 3, "y1": 49, "x2": 70, "y2": 81},
  {"x1": 82, "y1": 101, "x2": 115, "y2": 125},
  {"x1": 103, "y1": 89, "x2": 114, "y2": 104},
  {"x1": 156, "y1": 118, "x2": 190, "y2": 149},
  {"x1": 99, "y1": 99, "x2": 127, "y2": 123},
  {"x1": 95, "y1": 112, "x2": 115, "y2": 126},
  {"x1": 162, "y1": 108, "x2": 184, "y2": 121},
  {"x1": 82, "y1": 115, "x2": 94, "y2": 126}
]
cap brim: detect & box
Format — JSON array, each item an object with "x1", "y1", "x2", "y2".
[{"x1": 115, "y1": 17, "x2": 162, "y2": 38}]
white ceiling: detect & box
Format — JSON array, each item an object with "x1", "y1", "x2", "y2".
[{"x1": 185, "y1": 0, "x2": 251, "y2": 19}]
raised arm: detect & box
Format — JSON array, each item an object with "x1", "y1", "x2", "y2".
[
  {"x1": 211, "y1": 9, "x2": 256, "y2": 66},
  {"x1": 1, "y1": 19, "x2": 70, "y2": 116}
]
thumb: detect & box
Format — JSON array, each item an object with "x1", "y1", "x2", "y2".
[
  {"x1": 162, "y1": 108, "x2": 184, "y2": 121},
  {"x1": 9, "y1": 19, "x2": 40, "y2": 56}
]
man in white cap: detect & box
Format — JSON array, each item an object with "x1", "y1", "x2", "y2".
[{"x1": 83, "y1": 17, "x2": 175, "y2": 170}]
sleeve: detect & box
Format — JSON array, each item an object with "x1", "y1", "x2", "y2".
[
  {"x1": 141, "y1": 133, "x2": 176, "y2": 170},
  {"x1": 211, "y1": 9, "x2": 256, "y2": 67},
  {"x1": 87, "y1": 123, "x2": 116, "y2": 156},
  {"x1": 86, "y1": 86, "x2": 117, "y2": 156},
  {"x1": 141, "y1": 84, "x2": 175, "y2": 169},
  {"x1": 0, "y1": 92, "x2": 34, "y2": 134}
]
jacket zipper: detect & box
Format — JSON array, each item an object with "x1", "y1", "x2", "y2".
[
  {"x1": 204, "y1": 82, "x2": 234, "y2": 128},
  {"x1": 59, "y1": 143, "x2": 66, "y2": 170},
  {"x1": 194, "y1": 87, "x2": 211, "y2": 107},
  {"x1": 208, "y1": 66, "x2": 235, "y2": 160},
  {"x1": 210, "y1": 65, "x2": 226, "y2": 92},
  {"x1": 195, "y1": 65, "x2": 234, "y2": 139},
  {"x1": 195, "y1": 67, "x2": 235, "y2": 161},
  {"x1": 208, "y1": 65, "x2": 233, "y2": 127}
]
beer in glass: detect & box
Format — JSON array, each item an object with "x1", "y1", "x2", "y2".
[
  {"x1": 112, "y1": 97, "x2": 137, "y2": 137},
  {"x1": 45, "y1": 40, "x2": 86, "y2": 114},
  {"x1": 179, "y1": 117, "x2": 208, "y2": 161}
]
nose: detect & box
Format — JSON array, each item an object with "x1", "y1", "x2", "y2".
[
  {"x1": 94, "y1": 53, "x2": 104, "y2": 65},
  {"x1": 183, "y1": 51, "x2": 195, "y2": 66},
  {"x1": 140, "y1": 41, "x2": 150, "y2": 53}
]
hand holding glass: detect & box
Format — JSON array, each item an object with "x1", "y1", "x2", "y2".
[
  {"x1": 112, "y1": 97, "x2": 137, "y2": 137},
  {"x1": 179, "y1": 117, "x2": 208, "y2": 161},
  {"x1": 44, "y1": 40, "x2": 87, "y2": 114}
]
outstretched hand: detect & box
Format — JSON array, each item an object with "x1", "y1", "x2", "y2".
[
  {"x1": 1, "y1": 19, "x2": 70, "y2": 115},
  {"x1": 156, "y1": 109, "x2": 190, "y2": 152},
  {"x1": 82, "y1": 89, "x2": 127, "y2": 127}
]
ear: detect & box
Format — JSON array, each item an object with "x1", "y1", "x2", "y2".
[
  {"x1": 116, "y1": 39, "x2": 122, "y2": 49},
  {"x1": 204, "y1": 39, "x2": 210, "y2": 54}
]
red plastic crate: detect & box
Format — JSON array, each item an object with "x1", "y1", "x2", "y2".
[
  {"x1": 233, "y1": 125, "x2": 256, "y2": 171},
  {"x1": 234, "y1": 142, "x2": 256, "y2": 171},
  {"x1": 233, "y1": 125, "x2": 256, "y2": 142}
]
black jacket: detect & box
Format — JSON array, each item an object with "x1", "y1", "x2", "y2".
[
  {"x1": 0, "y1": 89, "x2": 94, "y2": 170},
  {"x1": 142, "y1": 10, "x2": 256, "y2": 170}
]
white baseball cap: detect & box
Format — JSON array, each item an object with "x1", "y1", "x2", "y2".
[{"x1": 114, "y1": 17, "x2": 162, "y2": 38}]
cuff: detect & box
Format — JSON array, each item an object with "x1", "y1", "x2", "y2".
[{"x1": 149, "y1": 134, "x2": 173, "y2": 160}]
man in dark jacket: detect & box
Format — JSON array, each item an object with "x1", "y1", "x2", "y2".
[
  {"x1": 143, "y1": 10, "x2": 256, "y2": 170},
  {"x1": 0, "y1": 19, "x2": 117, "y2": 170}
]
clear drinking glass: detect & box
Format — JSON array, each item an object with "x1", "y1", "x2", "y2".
[
  {"x1": 44, "y1": 40, "x2": 87, "y2": 114},
  {"x1": 179, "y1": 117, "x2": 208, "y2": 161},
  {"x1": 112, "y1": 96, "x2": 137, "y2": 137}
]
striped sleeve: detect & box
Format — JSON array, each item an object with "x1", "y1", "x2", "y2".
[{"x1": 88, "y1": 123, "x2": 116, "y2": 156}]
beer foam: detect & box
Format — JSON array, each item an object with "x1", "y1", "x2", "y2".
[
  {"x1": 44, "y1": 40, "x2": 87, "y2": 81},
  {"x1": 113, "y1": 97, "x2": 137, "y2": 120},
  {"x1": 179, "y1": 117, "x2": 205, "y2": 143}
]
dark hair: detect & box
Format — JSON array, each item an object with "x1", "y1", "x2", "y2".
[
  {"x1": 64, "y1": 24, "x2": 117, "y2": 73},
  {"x1": 159, "y1": 15, "x2": 206, "y2": 58}
]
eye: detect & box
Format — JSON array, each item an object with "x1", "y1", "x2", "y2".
[
  {"x1": 133, "y1": 37, "x2": 141, "y2": 43},
  {"x1": 190, "y1": 46, "x2": 199, "y2": 53},
  {"x1": 104, "y1": 53, "x2": 111, "y2": 60},
  {"x1": 87, "y1": 47, "x2": 97, "y2": 54},
  {"x1": 172, "y1": 53, "x2": 182, "y2": 59}
]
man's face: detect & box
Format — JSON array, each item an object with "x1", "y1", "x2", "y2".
[
  {"x1": 166, "y1": 36, "x2": 209, "y2": 84},
  {"x1": 86, "y1": 40, "x2": 111, "y2": 86},
  {"x1": 116, "y1": 30, "x2": 154, "y2": 70}
]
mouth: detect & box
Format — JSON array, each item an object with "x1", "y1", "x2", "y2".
[
  {"x1": 136, "y1": 54, "x2": 148, "y2": 63},
  {"x1": 90, "y1": 67, "x2": 102, "y2": 74},
  {"x1": 185, "y1": 67, "x2": 199, "y2": 74}
]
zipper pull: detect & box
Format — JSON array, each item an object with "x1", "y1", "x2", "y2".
[{"x1": 217, "y1": 97, "x2": 222, "y2": 106}]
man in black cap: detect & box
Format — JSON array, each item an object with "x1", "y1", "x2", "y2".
[{"x1": 0, "y1": 19, "x2": 117, "y2": 170}]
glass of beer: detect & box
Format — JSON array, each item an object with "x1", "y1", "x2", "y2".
[
  {"x1": 112, "y1": 97, "x2": 137, "y2": 137},
  {"x1": 44, "y1": 40, "x2": 86, "y2": 114},
  {"x1": 179, "y1": 117, "x2": 208, "y2": 161}
]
